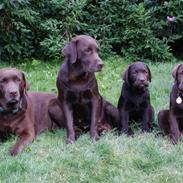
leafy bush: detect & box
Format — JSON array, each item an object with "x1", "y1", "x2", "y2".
[
  {"x1": 0, "y1": 0, "x2": 40, "y2": 61},
  {"x1": 0, "y1": 0, "x2": 183, "y2": 62}
]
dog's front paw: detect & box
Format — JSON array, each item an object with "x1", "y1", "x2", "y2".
[
  {"x1": 10, "y1": 147, "x2": 21, "y2": 156},
  {"x1": 91, "y1": 133, "x2": 100, "y2": 141},
  {"x1": 128, "y1": 129, "x2": 134, "y2": 137},
  {"x1": 142, "y1": 128, "x2": 151, "y2": 133},
  {"x1": 171, "y1": 136, "x2": 179, "y2": 145},
  {"x1": 119, "y1": 128, "x2": 129, "y2": 135},
  {"x1": 171, "y1": 132, "x2": 180, "y2": 145},
  {"x1": 66, "y1": 138, "x2": 75, "y2": 144}
]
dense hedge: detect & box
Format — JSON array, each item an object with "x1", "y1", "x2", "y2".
[{"x1": 0, "y1": 0, "x2": 183, "y2": 62}]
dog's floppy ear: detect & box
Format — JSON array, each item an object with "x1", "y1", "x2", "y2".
[
  {"x1": 172, "y1": 64, "x2": 181, "y2": 79},
  {"x1": 62, "y1": 40, "x2": 77, "y2": 64},
  {"x1": 21, "y1": 72, "x2": 30, "y2": 93},
  {"x1": 123, "y1": 66, "x2": 131, "y2": 85},
  {"x1": 146, "y1": 64, "x2": 152, "y2": 82}
]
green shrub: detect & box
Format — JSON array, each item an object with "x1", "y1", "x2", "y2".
[
  {"x1": 0, "y1": 0, "x2": 183, "y2": 62},
  {"x1": 0, "y1": 0, "x2": 40, "y2": 61}
]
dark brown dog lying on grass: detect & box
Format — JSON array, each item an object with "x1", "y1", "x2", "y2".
[
  {"x1": 0, "y1": 68, "x2": 61, "y2": 156},
  {"x1": 49, "y1": 35, "x2": 119, "y2": 144},
  {"x1": 118, "y1": 61, "x2": 154, "y2": 135},
  {"x1": 158, "y1": 64, "x2": 183, "y2": 144}
]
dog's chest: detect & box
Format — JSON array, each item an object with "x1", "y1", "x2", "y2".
[
  {"x1": 0, "y1": 116, "x2": 22, "y2": 134},
  {"x1": 65, "y1": 89, "x2": 93, "y2": 104},
  {"x1": 126, "y1": 95, "x2": 148, "y2": 110},
  {"x1": 173, "y1": 104, "x2": 183, "y2": 117}
]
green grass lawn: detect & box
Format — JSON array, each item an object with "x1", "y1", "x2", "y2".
[{"x1": 0, "y1": 57, "x2": 183, "y2": 183}]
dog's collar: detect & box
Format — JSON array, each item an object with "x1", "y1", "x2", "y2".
[
  {"x1": 0, "y1": 97, "x2": 24, "y2": 115},
  {"x1": 175, "y1": 82, "x2": 183, "y2": 104},
  {"x1": 176, "y1": 91, "x2": 183, "y2": 104}
]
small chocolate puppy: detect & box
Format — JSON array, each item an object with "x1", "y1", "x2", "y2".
[
  {"x1": 118, "y1": 61, "x2": 154, "y2": 135},
  {"x1": 49, "y1": 35, "x2": 119, "y2": 144},
  {"x1": 158, "y1": 64, "x2": 183, "y2": 144}
]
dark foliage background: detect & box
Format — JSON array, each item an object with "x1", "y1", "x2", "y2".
[{"x1": 0, "y1": 0, "x2": 183, "y2": 62}]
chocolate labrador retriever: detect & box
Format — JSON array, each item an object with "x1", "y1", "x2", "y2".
[
  {"x1": 0, "y1": 68, "x2": 60, "y2": 156},
  {"x1": 118, "y1": 61, "x2": 154, "y2": 135},
  {"x1": 49, "y1": 35, "x2": 119, "y2": 144},
  {"x1": 158, "y1": 64, "x2": 183, "y2": 144}
]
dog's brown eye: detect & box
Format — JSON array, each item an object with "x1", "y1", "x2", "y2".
[
  {"x1": 16, "y1": 78, "x2": 21, "y2": 82},
  {"x1": 0, "y1": 78, "x2": 7, "y2": 84},
  {"x1": 132, "y1": 71, "x2": 137, "y2": 74},
  {"x1": 85, "y1": 48, "x2": 92, "y2": 54},
  {"x1": 13, "y1": 77, "x2": 21, "y2": 82}
]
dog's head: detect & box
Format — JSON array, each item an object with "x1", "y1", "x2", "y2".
[
  {"x1": 0, "y1": 68, "x2": 29, "y2": 111},
  {"x1": 123, "y1": 61, "x2": 151, "y2": 89},
  {"x1": 172, "y1": 64, "x2": 183, "y2": 92},
  {"x1": 62, "y1": 35, "x2": 103, "y2": 73}
]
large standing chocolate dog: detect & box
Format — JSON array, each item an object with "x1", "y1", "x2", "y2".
[
  {"x1": 118, "y1": 61, "x2": 154, "y2": 135},
  {"x1": 0, "y1": 68, "x2": 60, "y2": 155},
  {"x1": 49, "y1": 35, "x2": 119, "y2": 144},
  {"x1": 158, "y1": 64, "x2": 183, "y2": 144}
]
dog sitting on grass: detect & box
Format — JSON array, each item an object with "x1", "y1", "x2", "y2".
[
  {"x1": 158, "y1": 64, "x2": 183, "y2": 144},
  {"x1": 49, "y1": 35, "x2": 119, "y2": 144},
  {"x1": 118, "y1": 61, "x2": 154, "y2": 135}
]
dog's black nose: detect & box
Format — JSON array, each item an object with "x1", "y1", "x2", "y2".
[
  {"x1": 9, "y1": 91, "x2": 18, "y2": 97},
  {"x1": 139, "y1": 78, "x2": 145, "y2": 82},
  {"x1": 97, "y1": 63, "x2": 104, "y2": 70}
]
